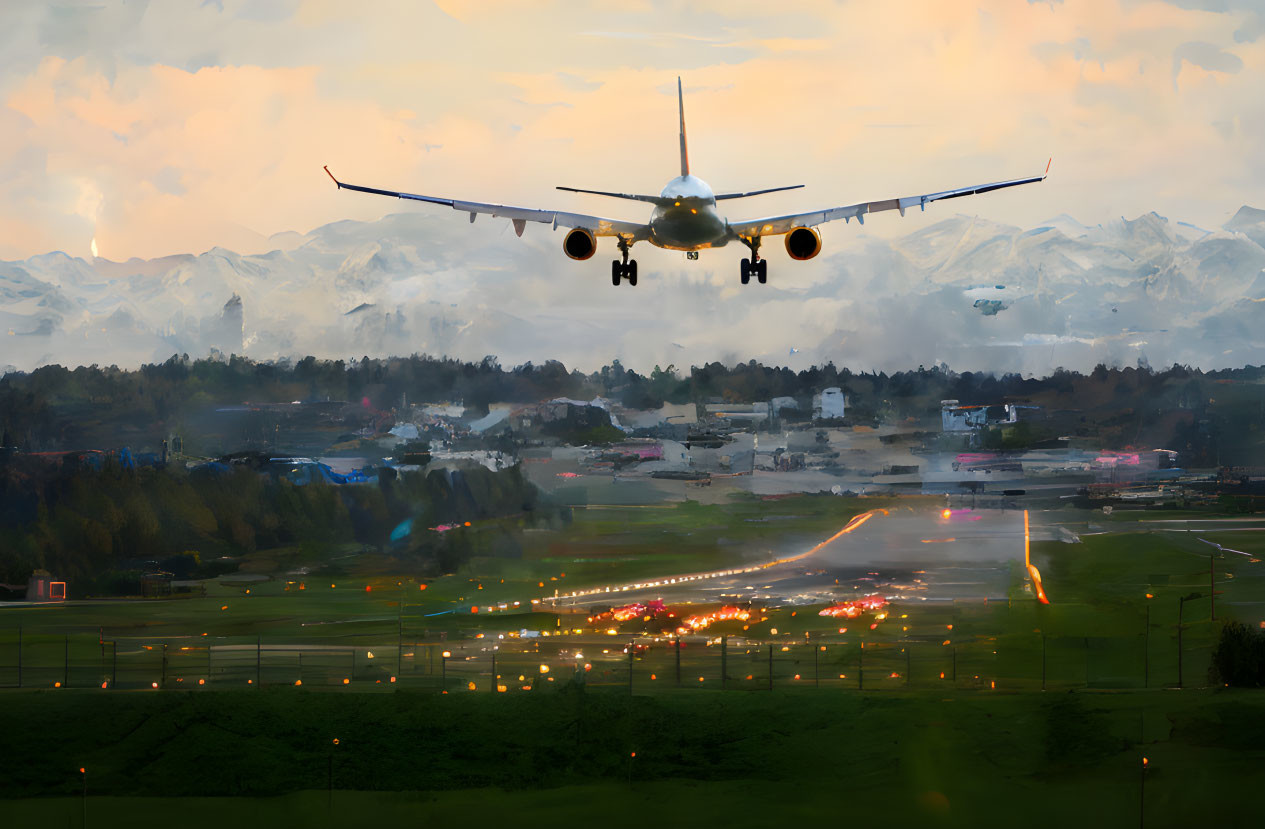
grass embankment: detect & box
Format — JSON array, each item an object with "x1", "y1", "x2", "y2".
[{"x1": 3, "y1": 687, "x2": 1264, "y2": 827}]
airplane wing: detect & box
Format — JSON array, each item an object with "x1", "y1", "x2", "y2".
[
  {"x1": 730, "y1": 160, "x2": 1050, "y2": 237},
  {"x1": 324, "y1": 167, "x2": 651, "y2": 240}
]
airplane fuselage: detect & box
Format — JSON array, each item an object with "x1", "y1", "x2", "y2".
[{"x1": 649, "y1": 174, "x2": 731, "y2": 250}]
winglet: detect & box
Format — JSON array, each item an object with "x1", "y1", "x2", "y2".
[
  {"x1": 1043, "y1": 157, "x2": 1052, "y2": 179},
  {"x1": 677, "y1": 77, "x2": 689, "y2": 177},
  {"x1": 323, "y1": 165, "x2": 341, "y2": 188}
]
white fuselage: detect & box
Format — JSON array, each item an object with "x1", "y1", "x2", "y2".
[{"x1": 649, "y1": 174, "x2": 731, "y2": 251}]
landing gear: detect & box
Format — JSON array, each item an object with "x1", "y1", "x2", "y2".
[
  {"x1": 739, "y1": 237, "x2": 767, "y2": 284},
  {"x1": 611, "y1": 236, "x2": 638, "y2": 286},
  {"x1": 611, "y1": 259, "x2": 637, "y2": 286}
]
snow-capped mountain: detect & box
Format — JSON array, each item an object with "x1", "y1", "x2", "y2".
[{"x1": 2, "y1": 206, "x2": 1263, "y2": 376}]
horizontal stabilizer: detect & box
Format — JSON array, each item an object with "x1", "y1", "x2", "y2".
[
  {"x1": 557, "y1": 186, "x2": 671, "y2": 205},
  {"x1": 714, "y1": 185, "x2": 805, "y2": 201}
]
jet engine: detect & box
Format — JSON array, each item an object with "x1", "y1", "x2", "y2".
[
  {"x1": 784, "y1": 226, "x2": 822, "y2": 260},
  {"x1": 563, "y1": 228, "x2": 597, "y2": 260}
]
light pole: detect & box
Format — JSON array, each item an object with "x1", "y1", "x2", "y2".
[
  {"x1": 1139, "y1": 756, "x2": 1148, "y2": 828},
  {"x1": 441, "y1": 650, "x2": 450, "y2": 692},
  {"x1": 1177, "y1": 592, "x2": 1202, "y2": 689},
  {"x1": 1143, "y1": 594, "x2": 1153, "y2": 689},
  {"x1": 80, "y1": 766, "x2": 87, "y2": 828},
  {"x1": 328, "y1": 738, "x2": 339, "y2": 810}
]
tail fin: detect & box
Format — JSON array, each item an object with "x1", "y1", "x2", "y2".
[{"x1": 677, "y1": 77, "x2": 689, "y2": 177}]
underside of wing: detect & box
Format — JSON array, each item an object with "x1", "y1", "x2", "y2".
[
  {"x1": 731, "y1": 161, "x2": 1050, "y2": 237},
  {"x1": 324, "y1": 167, "x2": 651, "y2": 240}
]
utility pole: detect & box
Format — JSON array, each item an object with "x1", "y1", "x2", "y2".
[
  {"x1": 675, "y1": 635, "x2": 681, "y2": 687},
  {"x1": 1176, "y1": 593, "x2": 1201, "y2": 689},
  {"x1": 1042, "y1": 633, "x2": 1047, "y2": 691},
  {"x1": 1210, "y1": 555, "x2": 1216, "y2": 621},
  {"x1": 1143, "y1": 604, "x2": 1150, "y2": 689}
]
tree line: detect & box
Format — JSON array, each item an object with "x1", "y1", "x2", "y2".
[{"x1": 0, "y1": 454, "x2": 556, "y2": 594}]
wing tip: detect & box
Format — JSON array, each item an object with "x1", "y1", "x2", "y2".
[
  {"x1": 1044, "y1": 157, "x2": 1052, "y2": 178},
  {"x1": 323, "y1": 165, "x2": 340, "y2": 188}
]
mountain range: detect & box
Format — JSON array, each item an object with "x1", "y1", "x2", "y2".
[{"x1": 2, "y1": 205, "x2": 1263, "y2": 377}]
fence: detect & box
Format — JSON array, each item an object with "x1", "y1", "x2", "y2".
[{"x1": 0, "y1": 624, "x2": 1222, "y2": 693}]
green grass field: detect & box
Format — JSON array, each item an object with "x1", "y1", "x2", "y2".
[
  {"x1": 3, "y1": 688, "x2": 1264, "y2": 827},
  {"x1": 3, "y1": 496, "x2": 1265, "y2": 822}
]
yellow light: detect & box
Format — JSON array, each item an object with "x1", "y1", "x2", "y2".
[
  {"x1": 539, "y1": 665, "x2": 549, "y2": 674},
  {"x1": 442, "y1": 651, "x2": 452, "y2": 658},
  {"x1": 770, "y1": 628, "x2": 778, "y2": 635},
  {"x1": 198, "y1": 679, "x2": 205, "y2": 685},
  {"x1": 366, "y1": 651, "x2": 374, "y2": 659},
  {"x1": 650, "y1": 673, "x2": 657, "y2": 680},
  {"x1": 332, "y1": 738, "x2": 340, "y2": 745},
  {"x1": 674, "y1": 201, "x2": 680, "y2": 207},
  {"x1": 942, "y1": 509, "x2": 951, "y2": 519},
  {"x1": 690, "y1": 208, "x2": 697, "y2": 214},
  {"x1": 342, "y1": 678, "x2": 350, "y2": 685},
  {"x1": 1142, "y1": 757, "x2": 1149, "y2": 766},
  {"x1": 467, "y1": 681, "x2": 476, "y2": 691},
  {"x1": 54, "y1": 682, "x2": 61, "y2": 688},
  {"x1": 295, "y1": 679, "x2": 302, "y2": 686},
  {"x1": 390, "y1": 676, "x2": 396, "y2": 683}
]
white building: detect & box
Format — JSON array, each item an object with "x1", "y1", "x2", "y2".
[{"x1": 812, "y1": 388, "x2": 846, "y2": 420}]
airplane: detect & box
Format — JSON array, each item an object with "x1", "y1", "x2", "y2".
[{"x1": 324, "y1": 78, "x2": 1048, "y2": 287}]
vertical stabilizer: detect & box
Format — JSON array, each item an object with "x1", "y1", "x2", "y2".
[{"x1": 677, "y1": 77, "x2": 689, "y2": 177}]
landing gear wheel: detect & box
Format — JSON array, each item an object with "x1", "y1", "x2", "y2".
[
  {"x1": 627, "y1": 260, "x2": 638, "y2": 286},
  {"x1": 756, "y1": 260, "x2": 767, "y2": 284},
  {"x1": 612, "y1": 260, "x2": 622, "y2": 286},
  {"x1": 740, "y1": 258, "x2": 751, "y2": 285}
]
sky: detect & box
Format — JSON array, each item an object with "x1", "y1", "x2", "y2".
[{"x1": 0, "y1": 0, "x2": 1262, "y2": 263}]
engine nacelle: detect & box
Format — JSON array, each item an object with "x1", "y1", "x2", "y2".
[
  {"x1": 785, "y1": 226, "x2": 822, "y2": 261},
  {"x1": 563, "y1": 227, "x2": 597, "y2": 260}
]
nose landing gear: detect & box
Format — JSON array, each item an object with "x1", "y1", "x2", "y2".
[
  {"x1": 739, "y1": 236, "x2": 767, "y2": 284},
  {"x1": 612, "y1": 236, "x2": 638, "y2": 286}
]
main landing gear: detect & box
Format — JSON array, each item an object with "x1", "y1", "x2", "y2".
[
  {"x1": 612, "y1": 236, "x2": 638, "y2": 286},
  {"x1": 739, "y1": 236, "x2": 767, "y2": 284}
]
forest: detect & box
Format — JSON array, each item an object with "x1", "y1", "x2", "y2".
[{"x1": 0, "y1": 456, "x2": 552, "y2": 594}]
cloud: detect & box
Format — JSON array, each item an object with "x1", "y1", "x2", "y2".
[
  {"x1": 0, "y1": 0, "x2": 1262, "y2": 264},
  {"x1": 1172, "y1": 41, "x2": 1244, "y2": 79}
]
